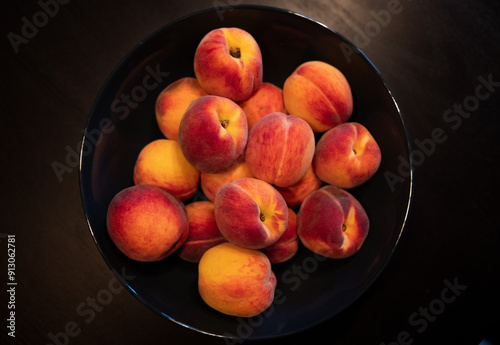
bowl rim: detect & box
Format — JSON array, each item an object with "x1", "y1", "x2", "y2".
[{"x1": 79, "y1": 4, "x2": 414, "y2": 339}]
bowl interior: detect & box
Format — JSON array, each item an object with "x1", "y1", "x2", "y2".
[{"x1": 80, "y1": 5, "x2": 412, "y2": 339}]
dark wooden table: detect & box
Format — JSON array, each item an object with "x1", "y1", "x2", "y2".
[{"x1": 2, "y1": 0, "x2": 499, "y2": 344}]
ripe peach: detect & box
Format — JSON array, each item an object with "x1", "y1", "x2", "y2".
[
  {"x1": 194, "y1": 27, "x2": 263, "y2": 102},
  {"x1": 178, "y1": 95, "x2": 248, "y2": 174},
  {"x1": 106, "y1": 185, "x2": 189, "y2": 262},
  {"x1": 238, "y1": 82, "x2": 286, "y2": 129},
  {"x1": 313, "y1": 122, "x2": 381, "y2": 189},
  {"x1": 274, "y1": 165, "x2": 322, "y2": 206},
  {"x1": 214, "y1": 178, "x2": 288, "y2": 249},
  {"x1": 283, "y1": 60, "x2": 353, "y2": 132},
  {"x1": 133, "y1": 139, "x2": 200, "y2": 201},
  {"x1": 297, "y1": 185, "x2": 369, "y2": 259},
  {"x1": 155, "y1": 77, "x2": 207, "y2": 140},
  {"x1": 200, "y1": 160, "x2": 254, "y2": 202},
  {"x1": 245, "y1": 112, "x2": 315, "y2": 187},
  {"x1": 198, "y1": 242, "x2": 276, "y2": 317},
  {"x1": 177, "y1": 201, "x2": 227, "y2": 263},
  {"x1": 261, "y1": 208, "x2": 299, "y2": 264}
]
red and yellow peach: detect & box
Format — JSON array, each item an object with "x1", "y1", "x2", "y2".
[
  {"x1": 297, "y1": 185, "x2": 369, "y2": 259},
  {"x1": 283, "y1": 60, "x2": 353, "y2": 132},
  {"x1": 106, "y1": 185, "x2": 189, "y2": 262}
]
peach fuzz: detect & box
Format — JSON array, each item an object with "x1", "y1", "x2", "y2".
[
  {"x1": 283, "y1": 60, "x2": 353, "y2": 132},
  {"x1": 245, "y1": 112, "x2": 315, "y2": 188},
  {"x1": 198, "y1": 242, "x2": 276, "y2": 317},
  {"x1": 133, "y1": 139, "x2": 200, "y2": 201},
  {"x1": 313, "y1": 122, "x2": 381, "y2": 189},
  {"x1": 274, "y1": 165, "x2": 322, "y2": 206},
  {"x1": 214, "y1": 178, "x2": 288, "y2": 249},
  {"x1": 155, "y1": 77, "x2": 207, "y2": 140},
  {"x1": 200, "y1": 160, "x2": 254, "y2": 202},
  {"x1": 194, "y1": 27, "x2": 263, "y2": 102},
  {"x1": 297, "y1": 185, "x2": 369, "y2": 259},
  {"x1": 261, "y1": 208, "x2": 299, "y2": 264},
  {"x1": 106, "y1": 185, "x2": 189, "y2": 262},
  {"x1": 178, "y1": 95, "x2": 248, "y2": 174},
  {"x1": 177, "y1": 201, "x2": 227, "y2": 263},
  {"x1": 238, "y1": 82, "x2": 286, "y2": 129}
]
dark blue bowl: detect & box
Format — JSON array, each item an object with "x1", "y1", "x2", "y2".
[{"x1": 79, "y1": 5, "x2": 413, "y2": 340}]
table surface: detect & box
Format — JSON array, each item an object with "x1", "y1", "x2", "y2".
[{"x1": 2, "y1": 0, "x2": 500, "y2": 344}]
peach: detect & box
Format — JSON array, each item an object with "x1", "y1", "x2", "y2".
[
  {"x1": 200, "y1": 160, "x2": 254, "y2": 202},
  {"x1": 194, "y1": 27, "x2": 263, "y2": 102},
  {"x1": 178, "y1": 95, "x2": 248, "y2": 174},
  {"x1": 198, "y1": 242, "x2": 276, "y2": 317},
  {"x1": 214, "y1": 178, "x2": 288, "y2": 249},
  {"x1": 297, "y1": 185, "x2": 369, "y2": 259},
  {"x1": 261, "y1": 208, "x2": 299, "y2": 264},
  {"x1": 106, "y1": 185, "x2": 189, "y2": 262},
  {"x1": 283, "y1": 60, "x2": 353, "y2": 132},
  {"x1": 238, "y1": 82, "x2": 286, "y2": 129},
  {"x1": 155, "y1": 77, "x2": 207, "y2": 140},
  {"x1": 313, "y1": 122, "x2": 381, "y2": 189},
  {"x1": 133, "y1": 139, "x2": 200, "y2": 201},
  {"x1": 274, "y1": 165, "x2": 322, "y2": 206},
  {"x1": 245, "y1": 112, "x2": 315, "y2": 187},
  {"x1": 177, "y1": 201, "x2": 227, "y2": 263}
]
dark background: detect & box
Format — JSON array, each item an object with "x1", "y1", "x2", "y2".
[{"x1": 2, "y1": 0, "x2": 499, "y2": 344}]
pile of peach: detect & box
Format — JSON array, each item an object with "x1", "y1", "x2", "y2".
[{"x1": 106, "y1": 27, "x2": 382, "y2": 318}]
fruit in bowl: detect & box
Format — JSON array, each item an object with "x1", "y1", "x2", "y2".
[
  {"x1": 313, "y1": 122, "x2": 382, "y2": 189},
  {"x1": 297, "y1": 185, "x2": 369, "y2": 259},
  {"x1": 245, "y1": 112, "x2": 315, "y2": 188},
  {"x1": 178, "y1": 95, "x2": 248, "y2": 174},
  {"x1": 213, "y1": 177, "x2": 288, "y2": 249},
  {"x1": 198, "y1": 242, "x2": 276, "y2": 317},
  {"x1": 283, "y1": 60, "x2": 353, "y2": 132},
  {"x1": 194, "y1": 27, "x2": 263, "y2": 102},
  {"x1": 106, "y1": 185, "x2": 189, "y2": 262}
]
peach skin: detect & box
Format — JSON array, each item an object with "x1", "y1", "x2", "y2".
[
  {"x1": 155, "y1": 77, "x2": 207, "y2": 140},
  {"x1": 178, "y1": 95, "x2": 248, "y2": 174},
  {"x1": 245, "y1": 112, "x2": 315, "y2": 188},
  {"x1": 261, "y1": 208, "x2": 299, "y2": 264},
  {"x1": 238, "y1": 82, "x2": 286, "y2": 129},
  {"x1": 283, "y1": 60, "x2": 353, "y2": 132},
  {"x1": 274, "y1": 165, "x2": 322, "y2": 206},
  {"x1": 297, "y1": 185, "x2": 369, "y2": 259},
  {"x1": 214, "y1": 178, "x2": 288, "y2": 249},
  {"x1": 313, "y1": 122, "x2": 381, "y2": 189},
  {"x1": 194, "y1": 27, "x2": 263, "y2": 102},
  {"x1": 177, "y1": 201, "x2": 227, "y2": 263},
  {"x1": 198, "y1": 242, "x2": 276, "y2": 317},
  {"x1": 133, "y1": 139, "x2": 200, "y2": 201},
  {"x1": 106, "y1": 185, "x2": 189, "y2": 262},
  {"x1": 200, "y1": 160, "x2": 254, "y2": 202}
]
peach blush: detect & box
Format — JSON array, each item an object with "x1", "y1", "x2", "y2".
[
  {"x1": 177, "y1": 201, "x2": 227, "y2": 263},
  {"x1": 313, "y1": 122, "x2": 381, "y2": 189},
  {"x1": 283, "y1": 60, "x2": 353, "y2": 132},
  {"x1": 106, "y1": 185, "x2": 189, "y2": 262},
  {"x1": 297, "y1": 185, "x2": 369, "y2": 259},
  {"x1": 261, "y1": 208, "x2": 299, "y2": 264},
  {"x1": 245, "y1": 112, "x2": 315, "y2": 188},
  {"x1": 178, "y1": 95, "x2": 248, "y2": 174},
  {"x1": 214, "y1": 178, "x2": 288, "y2": 249},
  {"x1": 194, "y1": 27, "x2": 263, "y2": 102}
]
